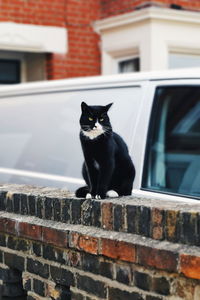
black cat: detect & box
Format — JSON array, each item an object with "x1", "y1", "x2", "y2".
[{"x1": 75, "y1": 102, "x2": 135, "y2": 199}]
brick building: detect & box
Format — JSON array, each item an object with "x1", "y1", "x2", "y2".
[{"x1": 0, "y1": 0, "x2": 200, "y2": 84}]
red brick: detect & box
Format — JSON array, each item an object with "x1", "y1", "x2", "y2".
[
  {"x1": 70, "y1": 232, "x2": 98, "y2": 255},
  {"x1": 101, "y1": 238, "x2": 136, "y2": 262},
  {"x1": 19, "y1": 222, "x2": 42, "y2": 241},
  {"x1": 180, "y1": 254, "x2": 200, "y2": 280},
  {"x1": 151, "y1": 208, "x2": 164, "y2": 240},
  {"x1": 137, "y1": 245, "x2": 178, "y2": 272},
  {"x1": 42, "y1": 227, "x2": 68, "y2": 248},
  {"x1": 102, "y1": 202, "x2": 113, "y2": 230},
  {"x1": 0, "y1": 217, "x2": 16, "y2": 235}
]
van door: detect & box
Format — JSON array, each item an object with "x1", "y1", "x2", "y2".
[{"x1": 141, "y1": 81, "x2": 200, "y2": 201}]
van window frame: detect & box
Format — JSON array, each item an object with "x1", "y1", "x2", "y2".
[{"x1": 142, "y1": 84, "x2": 200, "y2": 201}]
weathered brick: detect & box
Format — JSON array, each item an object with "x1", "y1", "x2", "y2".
[
  {"x1": 36, "y1": 196, "x2": 45, "y2": 219},
  {"x1": 77, "y1": 274, "x2": 106, "y2": 298},
  {"x1": 138, "y1": 206, "x2": 151, "y2": 237},
  {"x1": 42, "y1": 227, "x2": 68, "y2": 248},
  {"x1": 101, "y1": 238, "x2": 136, "y2": 262},
  {"x1": 0, "y1": 218, "x2": 16, "y2": 235},
  {"x1": 166, "y1": 210, "x2": 180, "y2": 243},
  {"x1": 126, "y1": 205, "x2": 138, "y2": 233},
  {"x1": 152, "y1": 277, "x2": 170, "y2": 295},
  {"x1": 92, "y1": 200, "x2": 101, "y2": 227},
  {"x1": 0, "y1": 234, "x2": 6, "y2": 247},
  {"x1": 82, "y1": 252, "x2": 99, "y2": 274},
  {"x1": 134, "y1": 271, "x2": 151, "y2": 291},
  {"x1": 0, "y1": 191, "x2": 6, "y2": 210},
  {"x1": 180, "y1": 254, "x2": 200, "y2": 280},
  {"x1": 19, "y1": 222, "x2": 42, "y2": 241},
  {"x1": 70, "y1": 232, "x2": 98, "y2": 255},
  {"x1": 102, "y1": 202, "x2": 113, "y2": 230},
  {"x1": 116, "y1": 264, "x2": 132, "y2": 285},
  {"x1": 4, "y1": 252, "x2": 25, "y2": 271},
  {"x1": 28, "y1": 195, "x2": 36, "y2": 216},
  {"x1": 21, "y1": 194, "x2": 28, "y2": 215},
  {"x1": 6, "y1": 192, "x2": 14, "y2": 212},
  {"x1": 44, "y1": 197, "x2": 53, "y2": 220},
  {"x1": 43, "y1": 244, "x2": 65, "y2": 264},
  {"x1": 137, "y1": 245, "x2": 178, "y2": 272},
  {"x1": 33, "y1": 278, "x2": 46, "y2": 297},
  {"x1": 27, "y1": 258, "x2": 49, "y2": 279},
  {"x1": 53, "y1": 198, "x2": 61, "y2": 221},
  {"x1": 71, "y1": 199, "x2": 84, "y2": 224},
  {"x1": 13, "y1": 193, "x2": 20, "y2": 214},
  {"x1": 99, "y1": 260, "x2": 113, "y2": 279},
  {"x1": 50, "y1": 266, "x2": 75, "y2": 286},
  {"x1": 32, "y1": 242, "x2": 42, "y2": 257},
  {"x1": 61, "y1": 199, "x2": 71, "y2": 223},
  {"x1": 0, "y1": 268, "x2": 21, "y2": 283},
  {"x1": 68, "y1": 251, "x2": 81, "y2": 268},
  {"x1": 151, "y1": 208, "x2": 165, "y2": 240},
  {"x1": 2, "y1": 282, "x2": 27, "y2": 297},
  {"x1": 81, "y1": 199, "x2": 93, "y2": 226},
  {"x1": 114, "y1": 204, "x2": 124, "y2": 231},
  {"x1": 181, "y1": 212, "x2": 198, "y2": 245},
  {"x1": 108, "y1": 287, "x2": 143, "y2": 300}
]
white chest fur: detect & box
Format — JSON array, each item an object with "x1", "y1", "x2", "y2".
[{"x1": 82, "y1": 122, "x2": 104, "y2": 140}]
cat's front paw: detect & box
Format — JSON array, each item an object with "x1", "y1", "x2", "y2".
[
  {"x1": 95, "y1": 195, "x2": 101, "y2": 199},
  {"x1": 86, "y1": 193, "x2": 92, "y2": 199}
]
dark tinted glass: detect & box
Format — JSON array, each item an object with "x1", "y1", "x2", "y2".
[
  {"x1": 143, "y1": 86, "x2": 200, "y2": 199},
  {"x1": 0, "y1": 59, "x2": 20, "y2": 84}
]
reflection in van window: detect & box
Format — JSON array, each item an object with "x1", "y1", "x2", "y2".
[{"x1": 144, "y1": 86, "x2": 200, "y2": 199}]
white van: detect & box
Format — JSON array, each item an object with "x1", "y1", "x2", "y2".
[{"x1": 0, "y1": 69, "x2": 199, "y2": 202}]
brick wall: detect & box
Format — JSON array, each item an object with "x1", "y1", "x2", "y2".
[
  {"x1": 1, "y1": 0, "x2": 200, "y2": 80},
  {"x1": 0, "y1": 0, "x2": 101, "y2": 80},
  {"x1": 0, "y1": 184, "x2": 200, "y2": 299}
]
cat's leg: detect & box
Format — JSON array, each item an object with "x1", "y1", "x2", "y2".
[
  {"x1": 96, "y1": 160, "x2": 114, "y2": 199},
  {"x1": 84, "y1": 160, "x2": 99, "y2": 198}
]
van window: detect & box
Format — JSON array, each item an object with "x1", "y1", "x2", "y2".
[{"x1": 143, "y1": 86, "x2": 200, "y2": 199}]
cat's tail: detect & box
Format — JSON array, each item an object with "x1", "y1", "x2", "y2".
[{"x1": 75, "y1": 186, "x2": 89, "y2": 198}]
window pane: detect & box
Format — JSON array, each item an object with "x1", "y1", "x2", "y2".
[
  {"x1": 119, "y1": 58, "x2": 139, "y2": 73},
  {"x1": 169, "y1": 53, "x2": 200, "y2": 69},
  {"x1": 143, "y1": 86, "x2": 200, "y2": 199},
  {"x1": 0, "y1": 59, "x2": 20, "y2": 83}
]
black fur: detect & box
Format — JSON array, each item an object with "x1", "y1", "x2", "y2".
[{"x1": 75, "y1": 102, "x2": 135, "y2": 199}]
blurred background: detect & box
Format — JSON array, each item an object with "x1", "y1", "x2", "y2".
[{"x1": 0, "y1": 0, "x2": 200, "y2": 85}]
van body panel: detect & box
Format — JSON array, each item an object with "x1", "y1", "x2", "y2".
[{"x1": 0, "y1": 69, "x2": 200, "y2": 201}]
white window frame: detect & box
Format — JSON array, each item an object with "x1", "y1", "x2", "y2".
[{"x1": 116, "y1": 54, "x2": 140, "y2": 73}]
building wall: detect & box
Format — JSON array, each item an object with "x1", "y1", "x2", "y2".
[
  {"x1": 0, "y1": 0, "x2": 101, "y2": 80},
  {"x1": 0, "y1": 0, "x2": 200, "y2": 81},
  {"x1": 0, "y1": 185, "x2": 200, "y2": 299}
]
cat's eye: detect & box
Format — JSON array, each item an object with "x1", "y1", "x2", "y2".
[
  {"x1": 88, "y1": 117, "x2": 93, "y2": 121},
  {"x1": 100, "y1": 118, "x2": 104, "y2": 121}
]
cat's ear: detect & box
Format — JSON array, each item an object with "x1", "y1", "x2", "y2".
[
  {"x1": 105, "y1": 103, "x2": 113, "y2": 112},
  {"x1": 81, "y1": 101, "x2": 89, "y2": 112}
]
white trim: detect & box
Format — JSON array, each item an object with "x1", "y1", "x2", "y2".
[
  {"x1": 0, "y1": 167, "x2": 85, "y2": 185},
  {"x1": 94, "y1": 7, "x2": 200, "y2": 74},
  {"x1": 0, "y1": 22, "x2": 67, "y2": 53},
  {"x1": 94, "y1": 7, "x2": 200, "y2": 33}
]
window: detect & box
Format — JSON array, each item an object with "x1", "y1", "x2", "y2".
[
  {"x1": 0, "y1": 59, "x2": 20, "y2": 84},
  {"x1": 169, "y1": 53, "x2": 200, "y2": 69},
  {"x1": 118, "y1": 57, "x2": 140, "y2": 73},
  {"x1": 143, "y1": 86, "x2": 200, "y2": 199}
]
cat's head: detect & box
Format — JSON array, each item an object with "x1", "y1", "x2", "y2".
[{"x1": 80, "y1": 102, "x2": 113, "y2": 140}]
